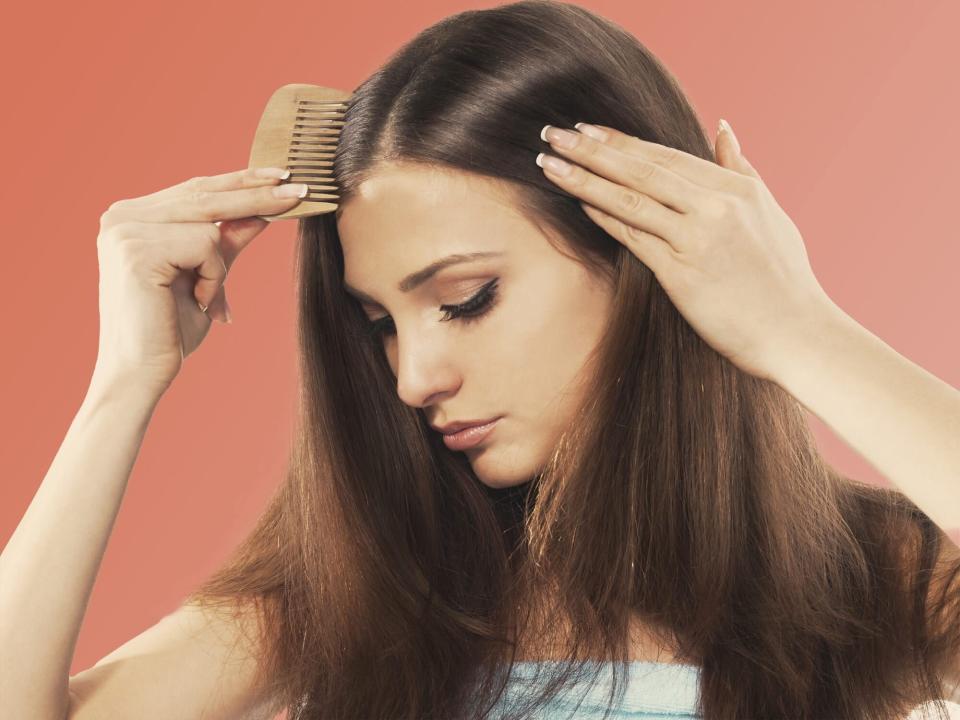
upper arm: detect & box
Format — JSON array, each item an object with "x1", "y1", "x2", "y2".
[{"x1": 67, "y1": 601, "x2": 281, "y2": 720}]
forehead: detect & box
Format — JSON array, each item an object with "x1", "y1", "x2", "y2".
[{"x1": 336, "y1": 162, "x2": 532, "y2": 277}]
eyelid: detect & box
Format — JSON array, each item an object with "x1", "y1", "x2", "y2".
[
  {"x1": 439, "y1": 278, "x2": 498, "y2": 313},
  {"x1": 364, "y1": 278, "x2": 499, "y2": 338},
  {"x1": 366, "y1": 279, "x2": 496, "y2": 319},
  {"x1": 442, "y1": 279, "x2": 498, "y2": 304}
]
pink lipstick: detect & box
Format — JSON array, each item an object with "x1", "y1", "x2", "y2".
[{"x1": 441, "y1": 418, "x2": 500, "y2": 451}]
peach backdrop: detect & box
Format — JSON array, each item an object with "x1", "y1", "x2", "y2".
[{"x1": 1, "y1": 0, "x2": 957, "y2": 678}]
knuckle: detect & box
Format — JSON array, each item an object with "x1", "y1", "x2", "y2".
[
  {"x1": 655, "y1": 145, "x2": 681, "y2": 168},
  {"x1": 98, "y1": 221, "x2": 138, "y2": 247},
  {"x1": 580, "y1": 137, "x2": 601, "y2": 159},
  {"x1": 103, "y1": 232, "x2": 148, "y2": 272},
  {"x1": 113, "y1": 220, "x2": 143, "y2": 239},
  {"x1": 625, "y1": 223, "x2": 649, "y2": 243},
  {"x1": 114, "y1": 246, "x2": 149, "y2": 277},
  {"x1": 188, "y1": 188, "x2": 210, "y2": 205},
  {"x1": 617, "y1": 188, "x2": 644, "y2": 213},
  {"x1": 740, "y1": 176, "x2": 764, "y2": 199},
  {"x1": 627, "y1": 161, "x2": 656, "y2": 184},
  {"x1": 99, "y1": 200, "x2": 127, "y2": 228},
  {"x1": 565, "y1": 163, "x2": 587, "y2": 187},
  {"x1": 105, "y1": 198, "x2": 128, "y2": 214}
]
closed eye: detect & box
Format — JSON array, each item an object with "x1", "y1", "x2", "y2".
[{"x1": 365, "y1": 278, "x2": 500, "y2": 338}]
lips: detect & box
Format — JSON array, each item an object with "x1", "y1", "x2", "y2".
[
  {"x1": 440, "y1": 418, "x2": 500, "y2": 451},
  {"x1": 431, "y1": 417, "x2": 500, "y2": 435}
]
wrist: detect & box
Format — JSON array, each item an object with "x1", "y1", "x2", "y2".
[
  {"x1": 764, "y1": 293, "x2": 852, "y2": 390},
  {"x1": 85, "y1": 366, "x2": 168, "y2": 413}
]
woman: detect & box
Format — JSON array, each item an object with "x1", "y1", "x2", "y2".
[{"x1": 3, "y1": 1, "x2": 958, "y2": 718}]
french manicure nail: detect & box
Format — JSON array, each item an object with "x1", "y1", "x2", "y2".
[
  {"x1": 255, "y1": 167, "x2": 291, "y2": 179},
  {"x1": 273, "y1": 183, "x2": 309, "y2": 199},
  {"x1": 544, "y1": 126, "x2": 579, "y2": 149},
  {"x1": 718, "y1": 118, "x2": 741, "y2": 154},
  {"x1": 575, "y1": 123, "x2": 608, "y2": 141},
  {"x1": 536, "y1": 153, "x2": 572, "y2": 176}
]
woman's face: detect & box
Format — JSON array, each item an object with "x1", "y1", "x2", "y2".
[{"x1": 337, "y1": 161, "x2": 615, "y2": 488}]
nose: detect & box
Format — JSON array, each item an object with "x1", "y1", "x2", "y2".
[{"x1": 390, "y1": 332, "x2": 462, "y2": 409}]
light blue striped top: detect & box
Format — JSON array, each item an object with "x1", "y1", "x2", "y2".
[{"x1": 486, "y1": 660, "x2": 702, "y2": 719}]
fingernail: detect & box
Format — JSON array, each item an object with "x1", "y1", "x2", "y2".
[
  {"x1": 536, "y1": 153, "x2": 572, "y2": 176},
  {"x1": 255, "y1": 167, "x2": 291, "y2": 179},
  {"x1": 223, "y1": 300, "x2": 233, "y2": 324},
  {"x1": 543, "y1": 126, "x2": 580, "y2": 149},
  {"x1": 575, "y1": 122, "x2": 608, "y2": 141},
  {"x1": 718, "y1": 118, "x2": 741, "y2": 154},
  {"x1": 273, "y1": 183, "x2": 309, "y2": 198}
]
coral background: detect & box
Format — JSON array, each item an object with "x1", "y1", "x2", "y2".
[{"x1": 1, "y1": 0, "x2": 957, "y2": 698}]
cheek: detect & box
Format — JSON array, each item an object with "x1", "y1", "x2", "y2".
[
  {"x1": 494, "y1": 291, "x2": 579, "y2": 401},
  {"x1": 521, "y1": 279, "x2": 610, "y2": 409}
]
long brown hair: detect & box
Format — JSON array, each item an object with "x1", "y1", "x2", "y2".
[{"x1": 184, "y1": 2, "x2": 960, "y2": 717}]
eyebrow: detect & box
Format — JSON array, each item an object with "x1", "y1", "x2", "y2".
[{"x1": 342, "y1": 251, "x2": 505, "y2": 306}]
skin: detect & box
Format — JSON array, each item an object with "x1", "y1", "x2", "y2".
[{"x1": 336, "y1": 160, "x2": 615, "y2": 489}]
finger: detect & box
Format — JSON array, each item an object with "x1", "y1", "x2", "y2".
[
  {"x1": 580, "y1": 201, "x2": 676, "y2": 280},
  {"x1": 204, "y1": 215, "x2": 276, "y2": 322},
  {"x1": 205, "y1": 284, "x2": 232, "y2": 324},
  {"x1": 122, "y1": 221, "x2": 229, "y2": 310},
  {"x1": 115, "y1": 182, "x2": 308, "y2": 224},
  {"x1": 216, "y1": 216, "x2": 271, "y2": 269},
  {"x1": 537, "y1": 151, "x2": 683, "y2": 248},
  {"x1": 130, "y1": 217, "x2": 255, "y2": 322},
  {"x1": 726, "y1": 148, "x2": 762, "y2": 182},
  {"x1": 576, "y1": 122, "x2": 753, "y2": 194},
  {"x1": 542, "y1": 125, "x2": 702, "y2": 213},
  {"x1": 715, "y1": 121, "x2": 763, "y2": 181},
  {"x1": 123, "y1": 167, "x2": 291, "y2": 208}
]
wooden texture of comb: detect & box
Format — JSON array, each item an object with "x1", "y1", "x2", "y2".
[{"x1": 248, "y1": 83, "x2": 353, "y2": 221}]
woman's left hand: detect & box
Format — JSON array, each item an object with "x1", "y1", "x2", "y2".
[{"x1": 538, "y1": 120, "x2": 841, "y2": 383}]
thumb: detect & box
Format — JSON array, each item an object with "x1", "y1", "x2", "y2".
[{"x1": 716, "y1": 118, "x2": 762, "y2": 181}]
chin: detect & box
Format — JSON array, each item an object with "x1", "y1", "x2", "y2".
[
  {"x1": 477, "y1": 476, "x2": 530, "y2": 490},
  {"x1": 468, "y1": 445, "x2": 539, "y2": 489}
]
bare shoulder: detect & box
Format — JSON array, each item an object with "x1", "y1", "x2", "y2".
[{"x1": 68, "y1": 600, "x2": 282, "y2": 720}]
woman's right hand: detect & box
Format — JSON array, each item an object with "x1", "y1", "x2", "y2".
[{"x1": 92, "y1": 167, "x2": 310, "y2": 398}]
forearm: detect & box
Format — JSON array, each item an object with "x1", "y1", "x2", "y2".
[
  {"x1": 0, "y1": 376, "x2": 161, "y2": 719},
  {"x1": 769, "y1": 304, "x2": 960, "y2": 548}
]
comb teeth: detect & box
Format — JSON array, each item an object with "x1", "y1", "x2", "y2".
[
  {"x1": 248, "y1": 84, "x2": 355, "y2": 221},
  {"x1": 287, "y1": 101, "x2": 346, "y2": 194}
]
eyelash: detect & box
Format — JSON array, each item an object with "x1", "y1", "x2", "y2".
[{"x1": 365, "y1": 278, "x2": 500, "y2": 339}]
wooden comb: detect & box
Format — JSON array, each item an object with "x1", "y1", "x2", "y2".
[{"x1": 248, "y1": 83, "x2": 354, "y2": 221}]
